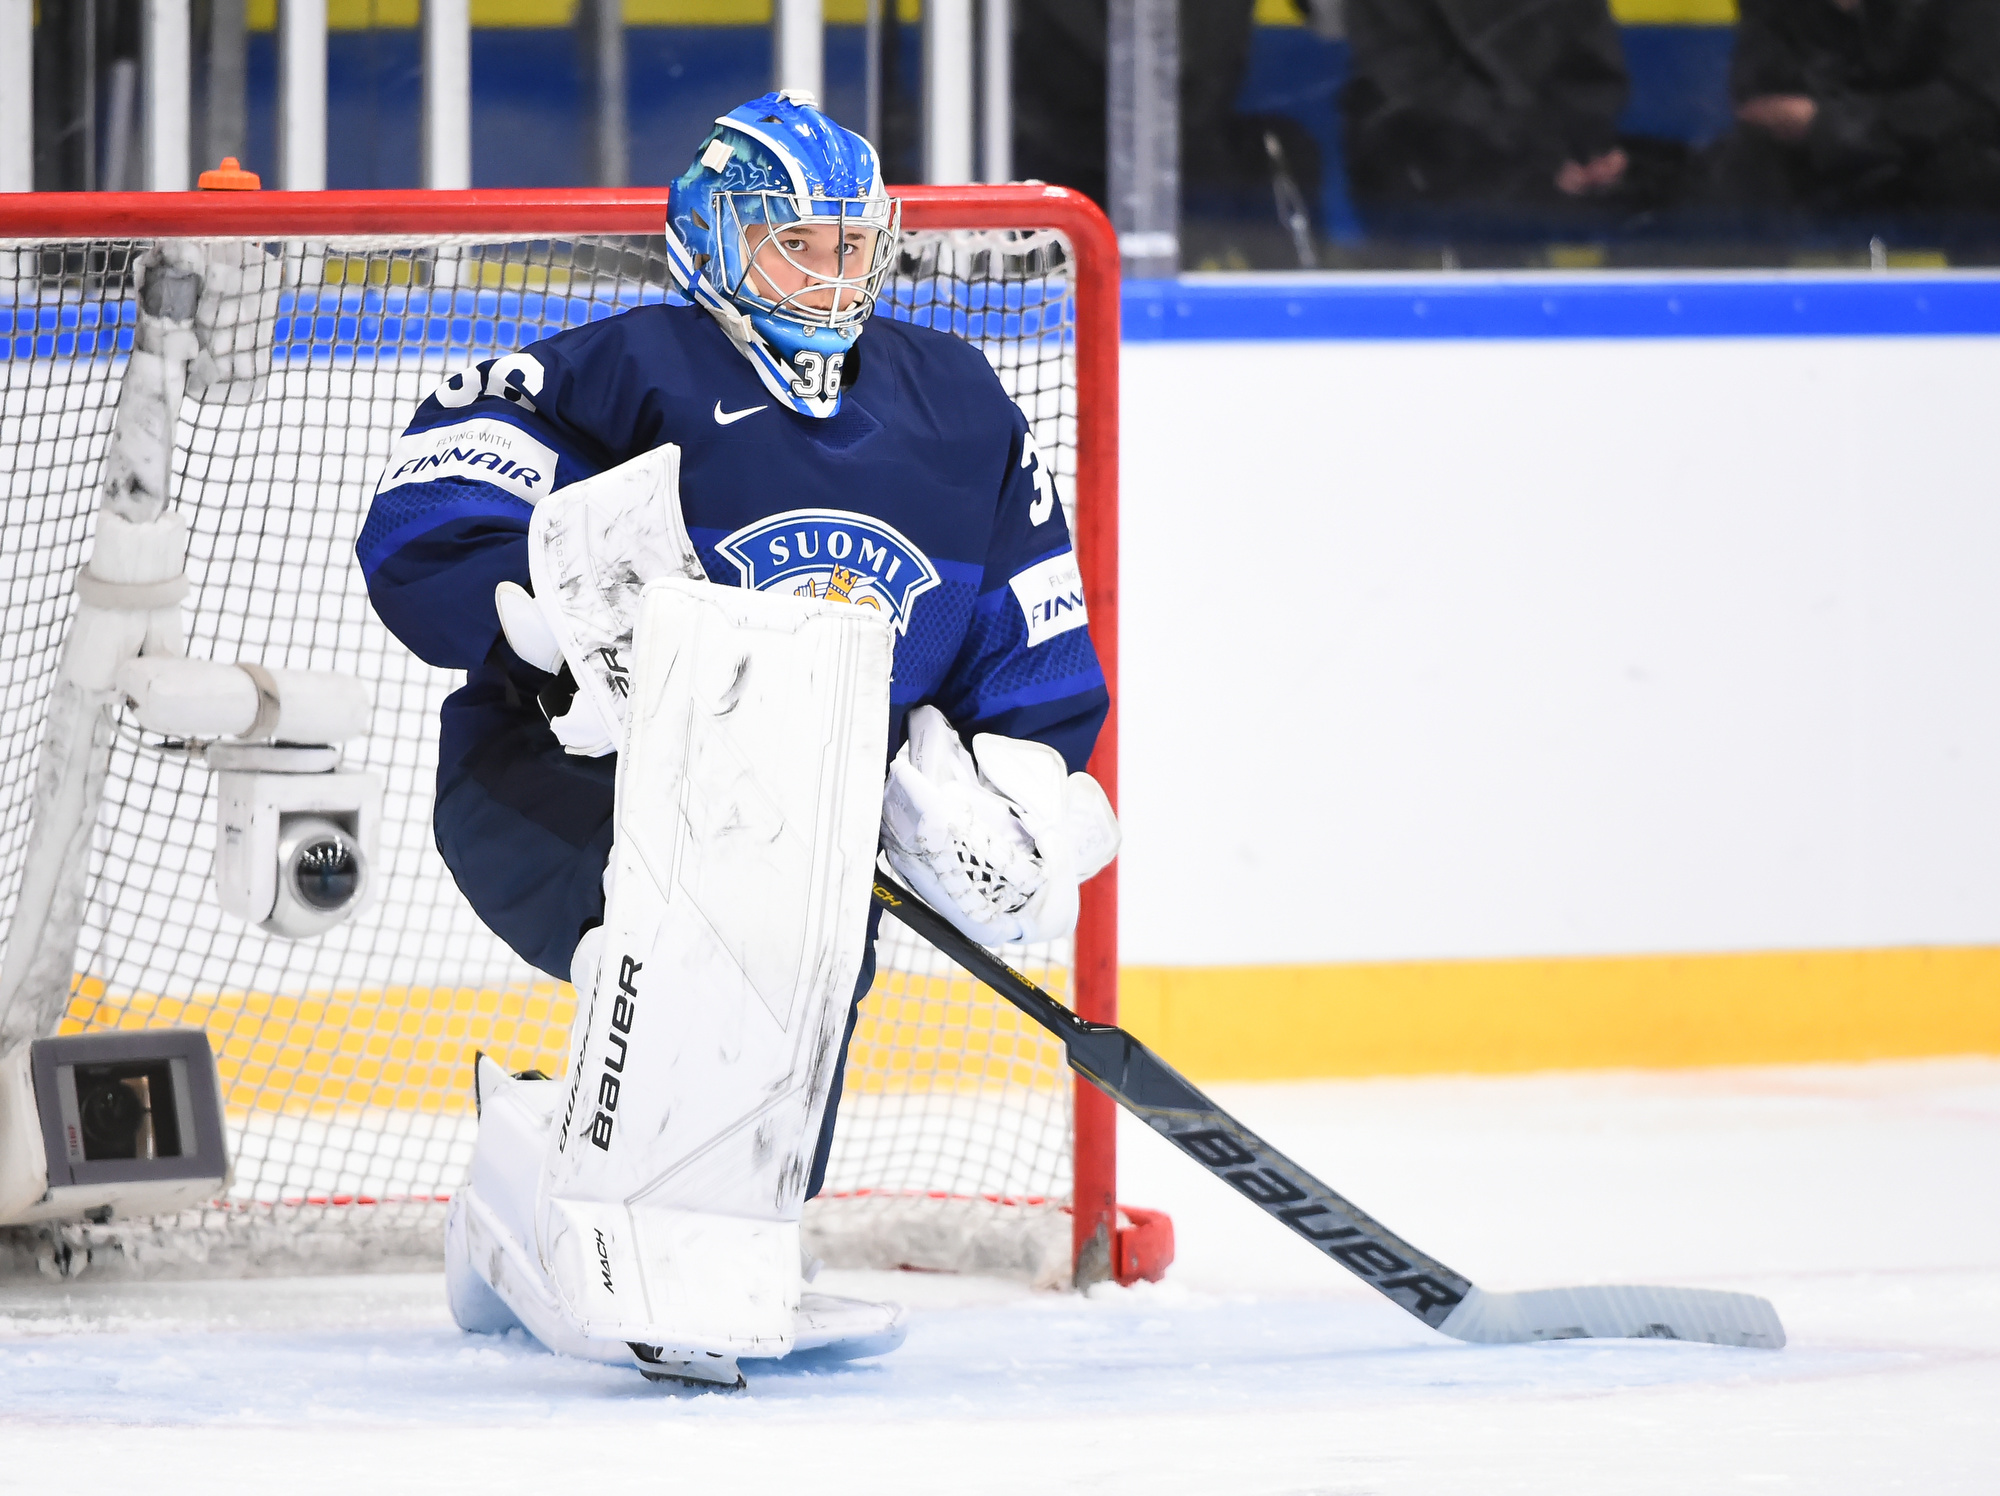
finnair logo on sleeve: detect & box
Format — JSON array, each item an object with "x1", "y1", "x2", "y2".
[
  {"x1": 1009, "y1": 552, "x2": 1088, "y2": 647},
  {"x1": 376, "y1": 417, "x2": 559, "y2": 505}
]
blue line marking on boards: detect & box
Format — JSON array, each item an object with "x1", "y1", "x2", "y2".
[{"x1": 1122, "y1": 277, "x2": 2000, "y2": 341}]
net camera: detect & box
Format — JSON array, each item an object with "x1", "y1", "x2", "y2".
[
  {"x1": 0, "y1": 1029, "x2": 230, "y2": 1227},
  {"x1": 113, "y1": 655, "x2": 381, "y2": 940},
  {"x1": 213, "y1": 759, "x2": 382, "y2": 938}
]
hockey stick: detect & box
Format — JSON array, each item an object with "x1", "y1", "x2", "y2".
[{"x1": 870, "y1": 876, "x2": 1785, "y2": 1350}]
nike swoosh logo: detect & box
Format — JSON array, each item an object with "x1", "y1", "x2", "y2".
[{"x1": 713, "y1": 401, "x2": 768, "y2": 426}]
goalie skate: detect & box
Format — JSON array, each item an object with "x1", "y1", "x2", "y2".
[
  {"x1": 448, "y1": 1058, "x2": 908, "y2": 1381},
  {"x1": 788, "y1": 1290, "x2": 911, "y2": 1362}
]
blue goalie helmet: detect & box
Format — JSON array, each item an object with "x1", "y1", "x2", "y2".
[{"x1": 665, "y1": 90, "x2": 900, "y2": 417}]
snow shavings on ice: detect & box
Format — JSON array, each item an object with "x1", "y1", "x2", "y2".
[{"x1": 1, "y1": 1060, "x2": 1994, "y2": 1496}]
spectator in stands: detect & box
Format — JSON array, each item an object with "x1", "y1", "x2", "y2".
[
  {"x1": 1341, "y1": 0, "x2": 1636, "y2": 227},
  {"x1": 1709, "y1": 0, "x2": 2000, "y2": 226}
]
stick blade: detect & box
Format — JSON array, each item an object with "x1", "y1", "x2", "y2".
[{"x1": 1438, "y1": 1284, "x2": 1785, "y2": 1349}]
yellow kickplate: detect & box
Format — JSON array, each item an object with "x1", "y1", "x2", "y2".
[
  {"x1": 70, "y1": 943, "x2": 1987, "y2": 1111},
  {"x1": 1120, "y1": 947, "x2": 2000, "y2": 1081}
]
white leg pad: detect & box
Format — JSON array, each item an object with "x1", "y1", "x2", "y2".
[
  {"x1": 451, "y1": 1058, "x2": 636, "y2": 1368},
  {"x1": 540, "y1": 1200, "x2": 802, "y2": 1355},
  {"x1": 540, "y1": 577, "x2": 893, "y2": 1357},
  {"x1": 457, "y1": 1061, "x2": 908, "y2": 1373}
]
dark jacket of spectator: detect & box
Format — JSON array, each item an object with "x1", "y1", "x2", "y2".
[
  {"x1": 1343, "y1": 0, "x2": 1631, "y2": 208},
  {"x1": 1724, "y1": 0, "x2": 2000, "y2": 209}
]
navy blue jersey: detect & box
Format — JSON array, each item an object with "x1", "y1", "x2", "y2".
[{"x1": 358, "y1": 302, "x2": 1107, "y2": 775}]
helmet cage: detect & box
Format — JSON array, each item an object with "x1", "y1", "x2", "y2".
[{"x1": 715, "y1": 190, "x2": 902, "y2": 330}]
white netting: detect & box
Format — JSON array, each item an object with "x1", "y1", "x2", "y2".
[{"x1": 0, "y1": 228, "x2": 1085, "y2": 1280}]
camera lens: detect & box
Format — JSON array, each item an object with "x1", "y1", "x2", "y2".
[
  {"x1": 263, "y1": 815, "x2": 370, "y2": 938},
  {"x1": 79, "y1": 1080, "x2": 146, "y2": 1157},
  {"x1": 293, "y1": 835, "x2": 359, "y2": 911}
]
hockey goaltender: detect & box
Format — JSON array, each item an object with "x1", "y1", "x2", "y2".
[{"x1": 354, "y1": 91, "x2": 1119, "y2": 1388}]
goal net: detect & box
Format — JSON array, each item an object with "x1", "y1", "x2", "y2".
[{"x1": 0, "y1": 192, "x2": 1119, "y2": 1289}]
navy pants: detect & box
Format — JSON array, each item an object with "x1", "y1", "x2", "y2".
[{"x1": 433, "y1": 663, "x2": 873, "y2": 1198}]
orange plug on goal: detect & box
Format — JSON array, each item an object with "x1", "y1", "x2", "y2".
[{"x1": 198, "y1": 157, "x2": 261, "y2": 191}]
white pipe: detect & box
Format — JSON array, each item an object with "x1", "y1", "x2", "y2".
[
  {"x1": 864, "y1": 0, "x2": 883, "y2": 148},
  {"x1": 924, "y1": 0, "x2": 975, "y2": 184},
  {"x1": 143, "y1": 0, "x2": 192, "y2": 191},
  {"x1": 206, "y1": 0, "x2": 250, "y2": 171},
  {"x1": 0, "y1": 247, "x2": 201, "y2": 1050},
  {"x1": 424, "y1": 0, "x2": 473, "y2": 190},
  {"x1": 980, "y1": 0, "x2": 1011, "y2": 183},
  {"x1": 774, "y1": 0, "x2": 824, "y2": 102},
  {"x1": 104, "y1": 62, "x2": 139, "y2": 193},
  {"x1": 0, "y1": 0, "x2": 31, "y2": 192},
  {"x1": 1108, "y1": 0, "x2": 1179, "y2": 275},
  {"x1": 586, "y1": 0, "x2": 626, "y2": 187},
  {"x1": 278, "y1": 0, "x2": 327, "y2": 191}
]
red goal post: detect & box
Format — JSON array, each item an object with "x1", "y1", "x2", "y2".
[{"x1": 0, "y1": 183, "x2": 1130, "y2": 1285}]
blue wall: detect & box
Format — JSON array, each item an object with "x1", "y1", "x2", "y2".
[
  {"x1": 1124, "y1": 275, "x2": 2000, "y2": 341},
  {"x1": 19, "y1": 274, "x2": 2000, "y2": 362}
]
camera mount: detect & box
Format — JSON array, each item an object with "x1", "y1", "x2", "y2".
[{"x1": 0, "y1": 1029, "x2": 230, "y2": 1227}]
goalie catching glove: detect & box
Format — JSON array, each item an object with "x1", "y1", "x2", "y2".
[
  {"x1": 492, "y1": 443, "x2": 707, "y2": 757},
  {"x1": 881, "y1": 705, "x2": 1119, "y2": 947}
]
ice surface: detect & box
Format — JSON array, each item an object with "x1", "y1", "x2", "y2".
[{"x1": 3, "y1": 1059, "x2": 1995, "y2": 1495}]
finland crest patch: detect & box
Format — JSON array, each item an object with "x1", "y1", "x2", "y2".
[{"x1": 717, "y1": 509, "x2": 940, "y2": 635}]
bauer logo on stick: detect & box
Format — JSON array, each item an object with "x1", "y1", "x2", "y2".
[{"x1": 718, "y1": 508, "x2": 939, "y2": 634}]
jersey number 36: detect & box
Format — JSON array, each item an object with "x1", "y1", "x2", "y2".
[{"x1": 789, "y1": 350, "x2": 845, "y2": 400}]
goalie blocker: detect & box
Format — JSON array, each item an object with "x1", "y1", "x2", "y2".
[{"x1": 450, "y1": 575, "x2": 907, "y2": 1383}]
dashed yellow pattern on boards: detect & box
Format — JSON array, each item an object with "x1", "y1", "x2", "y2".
[
  {"x1": 58, "y1": 952, "x2": 1073, "y2": 1120},
  {"x1": 63, "y1": 977, "x2": 579, "y2": 1118}
]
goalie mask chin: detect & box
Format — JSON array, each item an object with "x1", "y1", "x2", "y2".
[{"x1": 664, "y1": 90, "x2": 900, "y2": 420}]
